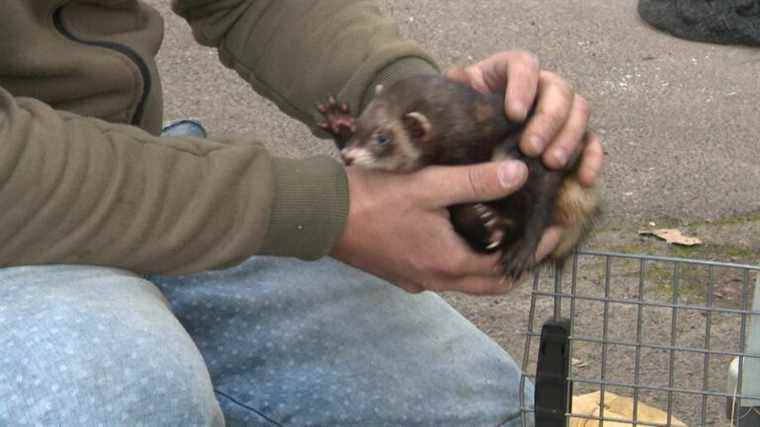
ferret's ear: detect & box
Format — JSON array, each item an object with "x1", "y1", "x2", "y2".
[
  {"x1": 403, "y1": 112, "x2": 432, "y2": 141},
  {"x1": 374, "y1": 84, "x2": 384, "y2": 96}
]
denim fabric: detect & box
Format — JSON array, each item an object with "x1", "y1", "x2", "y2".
[
  {"x1": 150, "y1": 256, "x2": 533, "y2": 427},
  {"x1": 0, "y1": 265, "x2": 224, "y2": 426},
  {"x1": 0, "y1": 259, "x2": 533, "y2": 426}
]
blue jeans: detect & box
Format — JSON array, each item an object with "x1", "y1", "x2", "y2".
[{"x1": 0, "y1": 258, "x2": 532, "y2": 426}]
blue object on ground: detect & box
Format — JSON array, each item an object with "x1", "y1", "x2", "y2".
[{"x1": 161, "y1": 119, "x2": 208, "y2": 138}]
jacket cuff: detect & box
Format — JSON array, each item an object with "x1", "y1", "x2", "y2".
[{"x1": 259, "y1": 155, "x2": 349, "y2": 260}]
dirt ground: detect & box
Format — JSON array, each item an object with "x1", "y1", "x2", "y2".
[{"x1": 147, "y1": 0, "x2": 760, "y2": 425}]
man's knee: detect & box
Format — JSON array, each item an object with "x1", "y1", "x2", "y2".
[{"x1": 0, "y1": 265, "x2": 223, "y2": 425}]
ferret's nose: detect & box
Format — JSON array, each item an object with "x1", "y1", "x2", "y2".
[{"x1": 341, "y1": 154, "x2": 354, "y2": 166}]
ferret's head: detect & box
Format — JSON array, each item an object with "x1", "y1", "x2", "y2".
[{"x1": 340, "y1": 85, "x2": 432, "y2": 173}]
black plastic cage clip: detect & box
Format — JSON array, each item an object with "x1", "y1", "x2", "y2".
[{"x1": 535, "y1": 319, "x2": 573, "y2": 427}]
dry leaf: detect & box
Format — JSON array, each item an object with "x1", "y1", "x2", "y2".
[
  {"x1": 570, "y1": 391, "x2": 688, "y2": 426},
  {"x1": 572, "y1": 358, "x2": 589, "y2": 369},
  {"x1": 639, "y1": 229, "x2": 702, "y2": 246}
]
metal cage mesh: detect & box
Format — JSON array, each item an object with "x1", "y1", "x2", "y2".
[{"x1": 519, "y1": 250, "x2": 760, "y2": 426}]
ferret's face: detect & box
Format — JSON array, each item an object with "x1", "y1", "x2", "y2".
[{"x1": 340, "y1": 101, "x2": 424, "y2": 173}]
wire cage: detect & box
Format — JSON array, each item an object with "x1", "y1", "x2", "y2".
[{"x1": 519, "y1": 250, "x2": 760, "y2": 427}]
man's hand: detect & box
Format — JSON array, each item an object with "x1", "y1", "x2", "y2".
[
  {"x1": 332, "y1": 50, "x2": 603, "y2": 295},
  {"x1": 446, "y1": 50, "x2": 604, "y2": 254},
  {"x1": 331, "y1": 160, "x2": 558, "y2": 295},
  {"x1": 446, "y1": 51, "x2": 604, "y2": 186}
]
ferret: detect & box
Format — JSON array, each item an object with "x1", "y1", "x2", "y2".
[{"x1": 317, "y1": 75, "x2": 600, "y2": 279}]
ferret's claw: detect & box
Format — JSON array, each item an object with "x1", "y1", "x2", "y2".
[
  {"x1": 486, "y1": 229, "x2": 504, "y2": 250},
  {"x1": 501, "y1": 239, "x2": 539, "y2": 280},
  {"x1": 474, "y1": 203, "x2": 494, "y2": 221},
  {"x1": 471, "y1": 203, "x2": 504, "y2": 250}
]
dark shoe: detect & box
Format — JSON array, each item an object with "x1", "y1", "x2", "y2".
[
  {"x1": 161, "y1": 119, "x2": 208, "y2": 138},
  {"x1": 638, "y1": 0, "x2": 760, "y2": 46}
]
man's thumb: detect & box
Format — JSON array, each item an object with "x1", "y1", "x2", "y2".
[{"x1": 417, "y1": 160, "x2": 528, "y2": 206}]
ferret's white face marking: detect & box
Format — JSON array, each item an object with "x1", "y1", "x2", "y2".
[
  {"x1": 343, "y1": 97, "x2": 429, "y2": 173},
  {"x1": 341, "y1": 119, "x2": 423, "y2": 173},
  {"x1": 390, "y1": 129, "x2": 423, "y2": 171},
  {"x1": 341, "y1": 140, "x2": 421, "y2": 172},
  {"x1": 341, "y1": 147, "x2": 377, "y2": 168}
]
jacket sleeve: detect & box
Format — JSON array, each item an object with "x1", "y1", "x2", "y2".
[
  {"x1": 0, "y1": 88, "x2": 347, "y2": 275},
  {"x1": 171, "y1": 0, "x2": 440, "y2": 130}
]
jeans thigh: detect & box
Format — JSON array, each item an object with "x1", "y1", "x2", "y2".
[
  {"x1": 152, "y1": 257, "x2": 533, "y2": 427},
  {"x1": 0, "y1": 265, "x2": 224, "y2": 426}
]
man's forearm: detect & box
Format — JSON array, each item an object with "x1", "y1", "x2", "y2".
[
  {"x1": 0, "y1": 89, "x2": 347, "y2": 274},
  {"x1": 171, "y1": 0, "x2": 440, "y2": 131}
]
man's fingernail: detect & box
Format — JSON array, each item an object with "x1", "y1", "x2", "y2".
[
  {"x1": 498, "y1": 160, "x2": 527, "y2": 189},
  {"x1": 511, "y1": 102, "x2": 528, "y2": 121},
  {"x1": 553, "y1": 147, "x2": 569, "y2": 165},
  {"x1": 528, "y1": 135, "x2": 544, "y2": 154}
]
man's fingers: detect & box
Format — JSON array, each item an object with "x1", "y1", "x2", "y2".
[
  {"x1": 577, "y1": 132, "x2": 604, "y2": 187},
  {"x1": 541, "y1": 95, "x2": 590, "y2": 169},
  {"x1": 395, "y1": 282, "x2": 426, "y2": 294},
  {"x1": 413, "y1": 160, "x2": 528, "y2": 207},
  {"x1": 535, "y1": 225, "x2": 562, "y2": 262},
  {"x1": 448, "y1": 52, "x2": 539, "y2": 122},
  {"x1": 448, "y1": 226, "x2": 561, "y2": 296},
  {"x1": 444, "y1": 66, "x2": 472, "y2": 86},
  {"x1": 445, "y1": 65, "x2": 490, "y2": 94},
  {"x1": 501, "y1": 51, "x2": 539, "y2": 122},
  {"x1": 443, "y1": 274, "x2": 525, "y2": 296},
  {"x1": 441, "y1": 242, "x2": 504, "y2": 277},
  {"x1": 520, "y1": 71, "x2": 575, "y2": 157}
]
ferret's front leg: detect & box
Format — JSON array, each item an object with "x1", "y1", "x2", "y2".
[{"x1": 317, "y1": 96, "x2": 356, "y2": 149}]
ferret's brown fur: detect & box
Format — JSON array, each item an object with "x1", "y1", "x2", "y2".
[{"x1": 318, "y1": 75, "x2": 600, "y2": 279}]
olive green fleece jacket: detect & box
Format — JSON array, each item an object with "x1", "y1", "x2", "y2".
[{"x1": 0, "y1": 0, "x2": 438, "y2": 274}]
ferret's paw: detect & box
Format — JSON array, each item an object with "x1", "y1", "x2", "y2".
[
  {"x1": 501, "y1": 239, "x2": 539, "y2": 281},
  {"x1": 317, "y1": 95, "x2": 356, "y2": 148}
]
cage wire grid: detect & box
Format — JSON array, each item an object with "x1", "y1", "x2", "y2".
[{"x1": 518, "y1": 250, "x2": 760, "y2": 427}]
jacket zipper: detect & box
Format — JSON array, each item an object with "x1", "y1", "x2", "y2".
[{"x1": 52, "y1": 6, "x2": 152, "y2": 126}]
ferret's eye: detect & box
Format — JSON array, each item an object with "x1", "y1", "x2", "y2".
[{"x1": 376, "y1": 134, "x2": 391, "y2": 145}]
